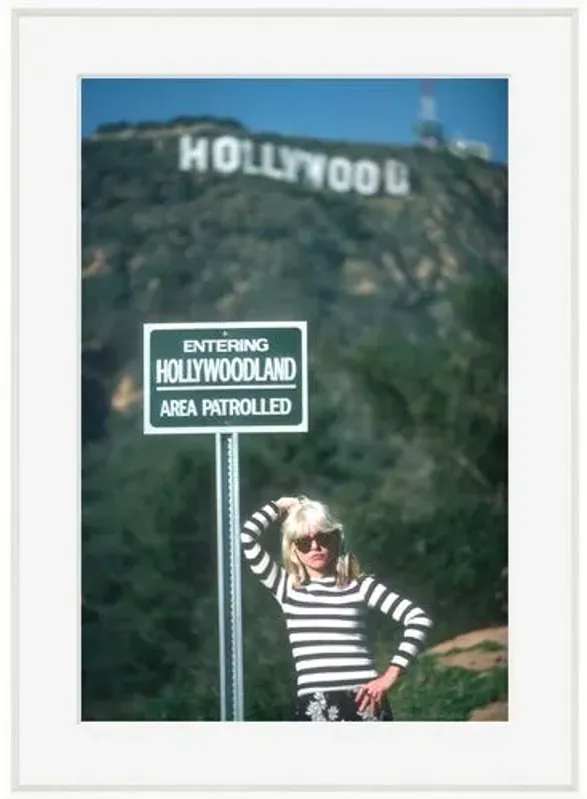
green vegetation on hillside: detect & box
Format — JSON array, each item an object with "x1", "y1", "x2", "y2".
[{"x1": 391, "y1": 656, "x2": 507, "y2": 721}]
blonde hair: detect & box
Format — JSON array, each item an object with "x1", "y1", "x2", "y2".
[{"x1": 281, "y1": 496, "x2": 363, "y2": 588}]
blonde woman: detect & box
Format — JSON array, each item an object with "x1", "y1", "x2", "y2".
[{"x1": 240, "y1": 495, "x2": 433, "y2": 721}]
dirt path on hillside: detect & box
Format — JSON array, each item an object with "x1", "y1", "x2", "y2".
[
  {"x1": 425, "y1": 626, "x2": 508, "y2": 720},
  {"x1": 426, "y1": 626, "x2": 507, "y2": 672}
]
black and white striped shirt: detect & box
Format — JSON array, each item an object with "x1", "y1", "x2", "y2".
[{"x1": 241, "y1": 501, "x2": 433, "y2": 697}]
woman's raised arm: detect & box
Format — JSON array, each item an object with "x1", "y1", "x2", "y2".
[{"x1": 240, "y1": 497, "x2": 297, "y2": 603}]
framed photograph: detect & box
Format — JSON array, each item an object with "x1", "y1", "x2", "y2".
[{"x1": 10, "y1": 1, "x2": 579, "y2": 793}]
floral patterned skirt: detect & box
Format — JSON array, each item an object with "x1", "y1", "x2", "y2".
[{"x1": 294, "y1": 689, "x2": 393, "y2": 722}]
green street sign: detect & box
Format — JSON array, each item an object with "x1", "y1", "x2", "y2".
[{"x1": 143, "y1": 321, "x2": 308, "y2": 434}]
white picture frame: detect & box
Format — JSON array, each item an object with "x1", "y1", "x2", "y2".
[{"x1": 8, "y1": 0, "x2": 581, "y2": 794}]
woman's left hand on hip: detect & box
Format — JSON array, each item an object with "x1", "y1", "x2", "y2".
[{"x1": 355, "y1": 676, "x2": 391, "y2": 713}]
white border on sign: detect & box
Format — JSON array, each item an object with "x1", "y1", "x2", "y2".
[
  {"x1": 12, "y1": 3, "x2": 579, "y2": 795},
  {"x1": 143, "y1": 321, "x2": 309, "y2": 434}
]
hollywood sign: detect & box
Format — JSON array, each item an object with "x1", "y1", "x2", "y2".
[{"x1": 178, "y1": 134, "x2": 410, "y2": 197}]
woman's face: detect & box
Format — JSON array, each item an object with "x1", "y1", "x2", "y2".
[{"x1": 292, "y1": 520, "x2": 339, "y2": 578}]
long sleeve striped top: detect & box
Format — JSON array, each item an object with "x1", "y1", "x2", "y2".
[{"x1": 240, "y1": 500, "x2": 433, "y2": 697}]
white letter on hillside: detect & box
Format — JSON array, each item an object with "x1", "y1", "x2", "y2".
[
  {"x1": 178, "y1": 135, "x2": 209, "y2": 172},
  {"x1": 384, "y1": 160, "x2": 411, "y2": 196},
  {"x1": 261, "y1": 143, "x2": 286, "y2": 181},
  {"x1": 353, "y1": 159, "x2": 381, "y2": 196},
  {"x1": 279, "y1": 146, "x2": 297, "y2": 182},
  {"x1": 301, "y1": 151, "x2": 328, "y2": 189},
  {"x1": 241, "y1": 139, "x2": 262, "y2": 176},
  {"x1": 327, "y1": 157, "x2": 352, "y2": 193},
  {"x1": 213, "y1": 136, "x2": 241, "y2": 174}
]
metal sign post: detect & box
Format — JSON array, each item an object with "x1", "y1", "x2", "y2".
[
  {"x1": 215, "y1": 432, "x2": 244, "y2": 720},
  {"x1": 143, "y1": 321, "x2": 308, "y2": 720}
]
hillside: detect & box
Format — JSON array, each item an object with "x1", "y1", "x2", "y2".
[{"x1": 81, "y1": 117, "x2": 508, "y2": 721}]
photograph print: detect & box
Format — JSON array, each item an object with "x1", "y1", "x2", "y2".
[{"x1": 80, "y1": 77, "x2": 508, "y2": 723}]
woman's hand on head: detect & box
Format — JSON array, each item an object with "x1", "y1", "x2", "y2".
[{"x1": 275, "y1": 497, "x2": 300, "y2": 514}]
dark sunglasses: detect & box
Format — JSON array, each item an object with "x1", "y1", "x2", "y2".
[{"x1": 294, "y1": 529, "x2": 340, "y2": 554}]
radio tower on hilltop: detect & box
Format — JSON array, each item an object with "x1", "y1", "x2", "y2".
[{"x1": 414, "y1": 78, "x2": 445, "y2": 149}]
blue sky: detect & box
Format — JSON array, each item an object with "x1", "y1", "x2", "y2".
[{"x1": 82, "y1": 78, "x2": 508, "y2": 164}]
